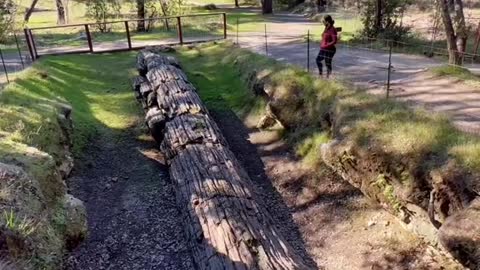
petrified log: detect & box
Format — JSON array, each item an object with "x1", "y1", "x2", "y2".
[
  {"x1": 160, "y1": 114, "x2": 227, "y2": 160},
  {"x1": 146, "y1": 65, "x2": 188, "y2": 88},
  {"x1": 132, "y1": 76, "x2": 146, "y2": 100},
  {"x1": 170, "y1": 144, "x2": 309, "y2": 269},
  {"x1": 156, "y1": 83, "x2": 207, "y2": 119},
  {"x1": 145, "y1": 107, "x2": 166, "y2": 142},
  {"x1": 138, "y1": 50, "x2": 181, "y2": 76},
  {"x1": 134, "y1": 53, "x2": 310, "y2": 269}
]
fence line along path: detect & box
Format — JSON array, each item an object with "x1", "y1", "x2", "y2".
[
  {"x1": 24, "y1": 13, "x2": 227, "y2": 60},
  {"x1": 132, "y1": 49, "x2": 312, "y2": 269}
]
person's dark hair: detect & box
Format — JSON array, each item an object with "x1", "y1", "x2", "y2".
[{"x1": 324, "y1": 15, "x2": 335, "y2": 26}]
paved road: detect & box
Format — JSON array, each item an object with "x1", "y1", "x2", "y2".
[
  {"x1": 233, "y1": 12, "x2": 480, "y2": 134},
  {"x1": 0, "y1": 52, "x2": 31, "y2": 87}
]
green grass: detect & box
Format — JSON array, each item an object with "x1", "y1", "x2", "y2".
[
  {"x1": 0, "y1": 52, "x2": 140, "y2": 160},
  {"x1": 0, "y1": 47, "x2": 142, "y2": 269},
  {"x1": 225, "y1": 12, "x2": 266, "y2": 32},
  {"x1": 431, "y1": 65, "x2": 480, "y2": 82},
  {"x1": 175, "y1": 44, "x2": 265, "y2": 116}
]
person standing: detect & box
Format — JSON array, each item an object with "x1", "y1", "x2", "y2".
[{"x1": 316, "y1": 15, "x2": 337, "y2": 78}]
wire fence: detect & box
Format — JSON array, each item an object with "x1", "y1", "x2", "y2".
[
  {"x1": 26, "y1": 13, "x2": 227, "y2": 59},
  {"x1": 0, "y1": 33, "x2": 33, "y2": 90},
  {"x1": 231, "y1": 19, "x2": 480, "y2": 100}
]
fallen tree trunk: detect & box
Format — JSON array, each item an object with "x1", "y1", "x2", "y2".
[
  {"x1": 133, "y1": 48, "x2": 311, "y2": 269},
  {"x1": 160, "y1": 114, "x2": 227, "y2": 160},
  {"x1": 171, "y1": 144, "x2": 309, "y2": 269}
]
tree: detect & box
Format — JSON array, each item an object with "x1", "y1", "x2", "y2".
[
  {"x1": 137, "y1": 0, "x2": 146, "y2": 32},
  {"x1": 24, "y1": 0, "x2": 39, "y2": 23},
  {"x1": 56, "y1": 0, "x2": 66, "y2": 25},
  {"x1": 438, "y1": 0, "x2": 468, "y2": 65},
  {"x1": 262, "y1": 0, "x2": 272, "y2": 14},
  {"x1": 84, "y1": 0, "x2": 121, "y2": 32},
  {"x1": 361, "y1": 0, "x2": 412, "y2": 40},
  {"x1": 317, "y1": 0, "x2": 327, "y2": 12},
  {"x1": 0, "y1": 0, "x2": 16, "y2": 42}
]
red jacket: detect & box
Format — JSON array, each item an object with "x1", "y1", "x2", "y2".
[{"x1": 321, "y1": 26, "x2": 338, "y2": 50}]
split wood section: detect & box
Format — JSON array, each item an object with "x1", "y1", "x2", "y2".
[{"x1": 132, "y1": 50, "x2": 310, "y2": 270}]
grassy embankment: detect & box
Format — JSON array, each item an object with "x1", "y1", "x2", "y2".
[
  {"x1": 0, "y1": 52, "x2": 140, "y2": 268},
  {"x1": 430, "y1": 65, "x2": 480, "y2": 87},
  {"x1": 175, "y1": 42, "x2": 480, "y2": 172}
]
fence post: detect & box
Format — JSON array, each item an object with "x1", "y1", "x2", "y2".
[
  {"x1": 264, "y1": 24, "x2": 268, "y2": 56},
  {"x1": 24, "y1": 28, "x2": 35, "y2": 61},
  {"x1": 223, "y1": 13, "x2": 227, "y2": 39},
  {"x1": 177, "y1": 16, "x2": 184, "y2": 45},
  {"x1": 85, "y1": 24, "x2": 93, "y2": 52},
  {"x1": 0, "y1": 47, "x2": 9, "y2": 84},
  {"x1": 236, "y1": 17, "x2": 239, "y2": 45},
  {"x1": 386, "y1": 42, "x2": 393, "y2": 99},
  {"x1": 124, "y1": 21, "x2": 132, "y2": 50},
  {"x1": 29, "y1": 29, "x2": 38, "y2": 59},
  {"x1": 14, "y1": 34, "x2": 25, "y2": 69},
  {"x1": 307, "y1": 30, "x2": 310, "y2": 72}
]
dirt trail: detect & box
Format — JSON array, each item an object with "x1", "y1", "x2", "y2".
[
  {"x1": 65, "y1": 124, "x2": 194, "y2": 270},
  {"x1": 211, "y1": 109, "x2": 463, "y2": 270}
]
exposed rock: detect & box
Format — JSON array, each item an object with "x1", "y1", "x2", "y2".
[
  {"x1": 63, "y1": 194, "x2": 88, "y2": 250},
  {"x1": 439, "y1": 198, "x2": 480, "y2": 268}
]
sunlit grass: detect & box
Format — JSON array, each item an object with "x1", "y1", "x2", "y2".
[{"x1": 0, "y1": 52, "x2": 140, "y2": 159}]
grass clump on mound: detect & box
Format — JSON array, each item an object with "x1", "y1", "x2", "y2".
[{"x1": 430, "y1": 65, "x2": 480, "y2": 87}]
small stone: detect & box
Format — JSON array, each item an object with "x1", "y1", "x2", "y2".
[
  {"x1": 384, "y1": 220, "x2": 390, "y2": 227},
  {"x1": 111, "y1": 177, "x2": 118, "y2": 183},
  {"x1": 368, "y1": 220, "x2": 376, "y2": 227},
  {"x1": 105, "y1": 183, "x2": 112, "y2": 189}
]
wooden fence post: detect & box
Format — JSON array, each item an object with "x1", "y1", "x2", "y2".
[
  {"x1": 29, "y1": 29, "x2": 39, "y2": 59},
  {"x1": 24, "y1": 28, "x2": 35, "y2": 61},
  {"x1": 222, "y1": 13, "x2": 227, "y2": 39},
  {"x1": 125, "y1": 21, "x2": 132, "y2": 50},
  {"x1": 177, "y1": 16, "x2": 183, "y2": 45},
  {"x1": 85, "y1": 24, "x2": 93, "y2": 52}
]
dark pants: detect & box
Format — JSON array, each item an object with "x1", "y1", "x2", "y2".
[{"x1": 316, "y1": 47, "x2": 336, "y2": 75}]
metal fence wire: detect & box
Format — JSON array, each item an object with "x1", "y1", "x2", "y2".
[
  {"x1": 26, "y1": 13, "x2": 227, "y2": 58},
  {"x1": 0, "y1": 33, "x2": 33, "y2": 89}
]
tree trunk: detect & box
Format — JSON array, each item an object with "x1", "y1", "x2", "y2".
[
  {"x1": 24, "y1": 0, "x2": 39, "y2": 22},
  {"x1": 473, "y1": 22, "x2": 480, "y2": 56},
  {"x1": 375, "y1": 0, "x2": 382, "y2": 35},
  {"x1": 235, "y1": 0, "x2": 239, "y2": 8},
  {"x1": 56, "y1": 0, "x2": 66, "y2": 25},
  {"x1": 65, "y1": 0, "x2": 70, "y2": 24},
  {"x1": 317, "y1": 0, "x2": 327, "y2": 12},
  {"x1": 132, "y1": 50, "x2": 312, "y2": 270},
  {"x1": 454, "y1": 0, "x2": 468, "y2": 65},
  {"x1": 137, "y1": 0, "x2": 146, "y2": 32},
  {"x1": 262, "y1": 0, "x2": 273, "y2": 14},
  {"x1": 438, "y1": 0, "x2": 466, "y2": 65},
  {"x1": 159, "y1": 0, "x2": 170, "y2": 31}
]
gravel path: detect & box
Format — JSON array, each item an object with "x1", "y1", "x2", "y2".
[{"x1": 65, "y1": 125, "x2": 194, "y2": 270}]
